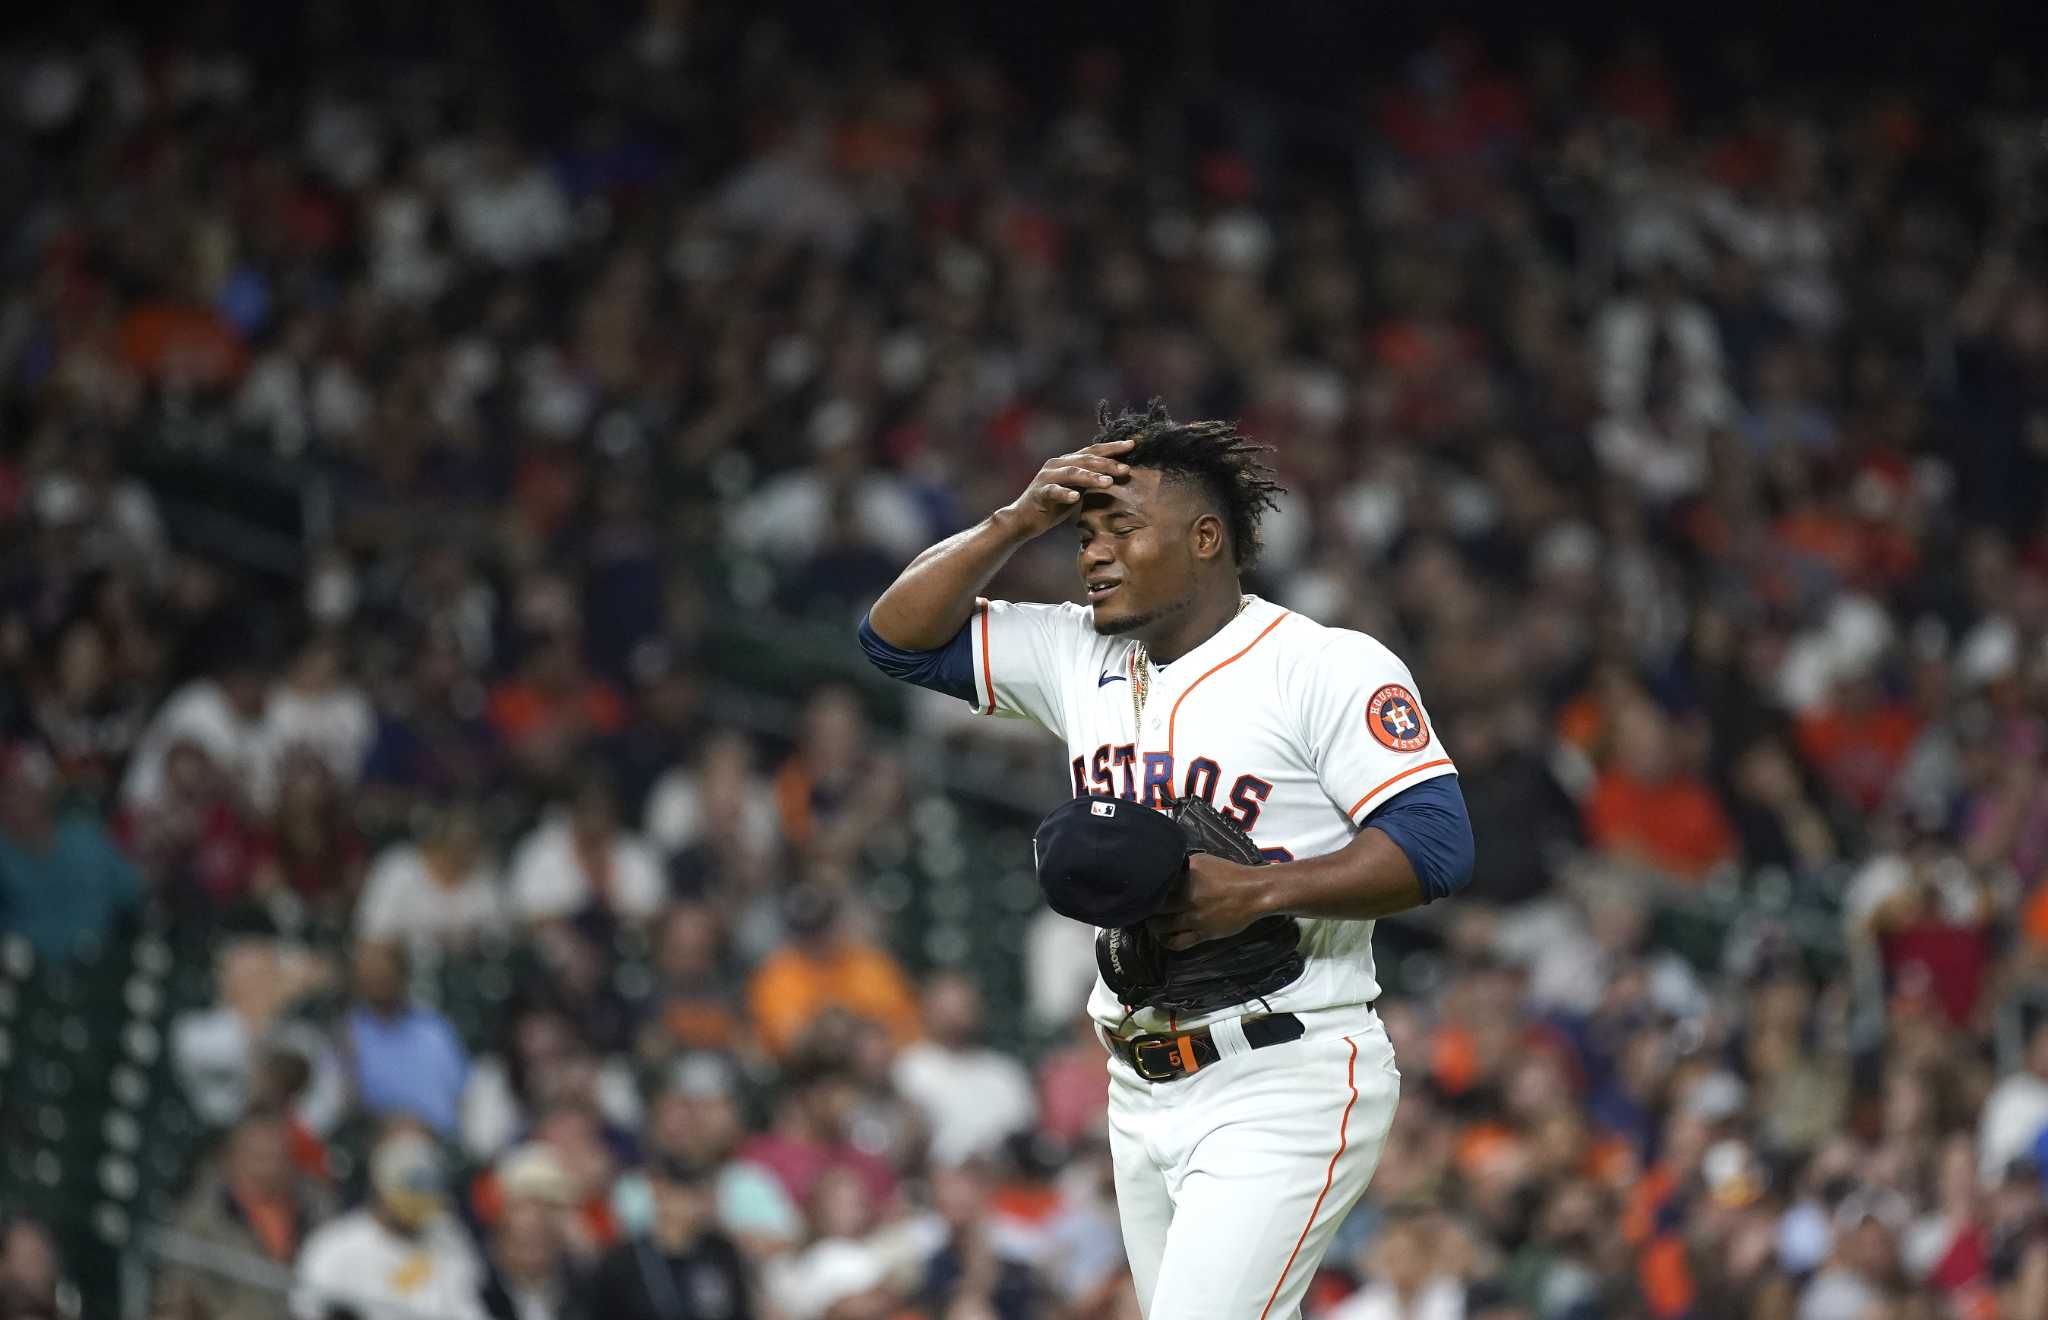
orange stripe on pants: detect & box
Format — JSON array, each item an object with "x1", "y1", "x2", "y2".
[{"x1": 1256, "y1": 1034, "x2": 1359, "y2": 1320}]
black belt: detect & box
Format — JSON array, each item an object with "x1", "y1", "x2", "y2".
[{"x1": 1107, "y1": 1012, "x2": 1304, "y2": 1083}]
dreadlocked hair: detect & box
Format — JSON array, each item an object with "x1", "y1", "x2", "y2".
[{"x1": 1091, "y1": 398, "x2": 1286, "y2": 568}]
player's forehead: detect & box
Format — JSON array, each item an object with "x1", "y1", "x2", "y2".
[{"x1": 1078, "y1": 466, "x2": 1188, "y2": 519}]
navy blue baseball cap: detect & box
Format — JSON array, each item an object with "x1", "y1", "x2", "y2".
[{"x1": 1032, "y1": 794, "x2": 1187, "y2": 928}]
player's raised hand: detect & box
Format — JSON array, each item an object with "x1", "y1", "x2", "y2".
[{"x1": 1000, "y1": 438, "x2": 1135, "y2": 536}]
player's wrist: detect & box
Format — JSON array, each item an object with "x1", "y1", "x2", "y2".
[
  {"x1": 1243, "y1": 861, "x2": 1291, "y2": 920},
  {"x1": 987, "y1": 503, "x2": 1046, "y2": 543}
]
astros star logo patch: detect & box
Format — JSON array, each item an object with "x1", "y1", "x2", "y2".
[{"x1": 1366, "y1": 683, "x2": 1429, "y2": 752}]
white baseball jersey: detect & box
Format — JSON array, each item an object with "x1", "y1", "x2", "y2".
[{"x1": 966, "y1": 593, "x2": 1455, "y2": 1035}]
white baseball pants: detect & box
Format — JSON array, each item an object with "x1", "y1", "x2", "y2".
[{"x1": 1104, "y1": 1007, "x2": 1400, "y2": 1320}]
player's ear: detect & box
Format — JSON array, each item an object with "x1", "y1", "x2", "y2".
[{"x1": 1190, "y1": 512, "x2": 1226, "y2": 563}]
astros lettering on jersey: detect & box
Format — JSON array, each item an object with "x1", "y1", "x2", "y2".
[{"x1": 965, "y1": 592, "x2": 1455, "y2": 1036}]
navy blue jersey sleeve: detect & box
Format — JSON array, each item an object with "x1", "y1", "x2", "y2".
[
  {"x1": 857, "y1": 613, "x2": 979, "y2": 705},
  {"x1": 1363, "y1": 774, "x2": 1474, "y2": 903}
]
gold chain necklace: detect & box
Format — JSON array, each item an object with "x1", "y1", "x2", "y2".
[{"x1": 1132, "y1": 596, "x2": 1250, "y2": 725}]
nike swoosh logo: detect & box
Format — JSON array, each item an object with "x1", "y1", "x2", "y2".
[{"x1": 1098, "y1": 673, "x2": 1128, "y2": 687}]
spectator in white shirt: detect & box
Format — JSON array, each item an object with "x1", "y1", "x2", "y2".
[
  {"x1": 265, "y1": 632, "x2": 375, "y2": 791},
  {"x1": 170, "y1": 938, "x2": 344, "y2": 1132},
  {"x1": 234, "y1": 313, "x2": 322, "y2": 456},
  {"x1": 725, "y1": 419, "x2": 931, "y2": 567},
  {"x1": 1590, "y1": 262, "x2": 1733, "y2": 503},
  {"x1": 124, "y1": 653, "x2": 274, "y2": 814},
  {"x1": 509, "y1": 773, "x2": 665, "y2": 927},
  {"x1": 1979, "y1": 1018, "x2": 2048, "y2": 1187},
  {"x1": 713, "y1": 116, "x2": 862, "y2": 256},
  {"x1": 1326, "y1": 1209, "x2": 1467, "y2": 1320},
  {"x1": 367, "y1": 160, "x2": 451, "y2": 306},
  {"x1": 1593, "y1": 262, "x2": 1732, "y2": 424},
  {"x1": 293, "y1": 1127, "x2": 486, "y2": 1320},
  {"x1": 448, "y1": 131, "x2": 572, "y2": 269},
  {"x1": 1798, "y1": 1194, "x2": 1905, "y2": 1320},
  {"x1": 356, "y1": 803, "x2": 506, "y2": 955},
  {"x1": 644, "y1": 728, "x2": 779, "y2": 863},
  {"x1": 891, "y1": 972, "x2": 1036, "y2": 1168},
  {"x1": 37, "y1": 437, "x2": 167, "y2": 584}
]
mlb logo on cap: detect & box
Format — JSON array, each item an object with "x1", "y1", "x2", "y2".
[{"x1": 1092, "y1": 801, "x2": 1117, "y2": 818}]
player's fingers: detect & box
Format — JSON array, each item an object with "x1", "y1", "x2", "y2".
[
  {"x1": 1145, "y1": 912, "x2": 1193, "y2": 940},
  {"x1": 1081, "y1": 438, "x2": 1138, "y2": 456},
  {"x1": 1060, "y1": 453, "x2": 1132, "y2": 477},
  {"x1": 1054, "y1": 455, "x2": 1131, "y2": 481},
  {"x1": 1042, "y1": 464, "x2": 1117, "y2": 490},
  {"x1": 1035, "y1": 483, "x2": 1082, "y2": 506},
  {"x1": 1041, "y1": 456, "x2": 1124, "y2": 485}
]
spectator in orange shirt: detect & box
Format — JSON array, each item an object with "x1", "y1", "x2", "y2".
[
  {"x1": 1585, "y1": 698, "x2": 1738, "y2": 881},
  {"x1": 748, "y1": 885, "x2": 919, "y2": 1059},
  {"x1": 1793, "y1": 670, "x2": 1921, "y2": 814},
  {"x1": 119, "y1": 298, "x2": 248, "y2": 387},
  {"x1": 772, "y1": 687, "x2": 906, "y2": 862},
  {"x1": 1554, "y1": 658, "x2": 1643, "y2": 757},
  {"x1": 488, "y1": 629, "x2": 628, "y2": 776}
]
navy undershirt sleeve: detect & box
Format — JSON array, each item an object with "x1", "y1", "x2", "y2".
[
  {"x1": 1362, "y1": 774, "x2": 1474, "y2": 903},
  {"x1": 857, "y1": 613, "x2": 979, "y2": 706}
]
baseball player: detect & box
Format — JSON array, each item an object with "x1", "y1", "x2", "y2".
[{"x1": 859, "y1": 400, "x2": 1474, "y2": 1319}]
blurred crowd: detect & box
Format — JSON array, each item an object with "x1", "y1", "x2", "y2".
[{"x1": 4, "y1": 2, "x2": 2048, "y2": 1318}]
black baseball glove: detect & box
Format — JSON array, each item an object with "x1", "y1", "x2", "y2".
[{"x1": 1096, "y1": 795, "x2": 1305, "y2": 1017}]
